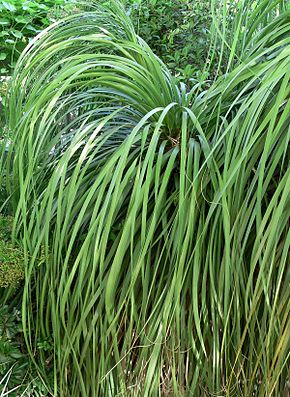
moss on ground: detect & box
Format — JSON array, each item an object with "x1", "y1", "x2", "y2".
[{"x1": 0, "y1": 215, "x2": 24, "y2": 288}]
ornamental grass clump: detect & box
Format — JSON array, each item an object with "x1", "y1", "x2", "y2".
[{"x1": 2, "y1": 1, "x2": 290, "y2": 395}]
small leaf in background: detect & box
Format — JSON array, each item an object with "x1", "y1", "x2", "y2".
[
  {"x1": 15, "y1": 15, "x2": 31, "y2": 24},
  {"x1": 0, "y1": 18, "x2": 10, "y2": 25},
  {"x1": 1, "y1": 1, "x2": 16, "y2": 12},
  {"x1": 26, "y1": 24, "x2": 38, "y2": 32},
  {"x1": 11, "y1": 30, "x2": 23, "y2": 39},
  {"x1": 0, "y1": 53, "x2": 7, "y2": 61},
  {"x1": 22, "y1": 4, "x2": 32, "y2": 11},
  {"x1": 38, "y1": 3, "x2": 48, "y2": 10},
  {"x1": 10, "y1": 351, "x2": 24, "y2": 359},
  {"x1": 40, "y1": 17, "x2": 50, "y2": 25}
]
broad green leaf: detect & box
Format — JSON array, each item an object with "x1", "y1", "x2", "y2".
[
  {"x1": 1, "y1": 1, "x2": 16, "y2": 12},
  {"x1": 25, "y1": 24, "x2": 38, "y2": 32},
  {"x1": 11, "y1": 30, "x2": 23, "y2": 39},
  {"x1": 0, "y1": 18, "x2": 10, "y2": 25},
  {"x1": 15, "y1": 16, "x2": 31, "y2": 24},
  {"x1": 4, "y1": 39, "x2": 15, "y2": 44}
]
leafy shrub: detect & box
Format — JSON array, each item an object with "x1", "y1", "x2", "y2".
[
  {"x1": 0, "y1": 245, "x2": 24, "y2": 288},
  {"x1": 126, "y1": 0, "x2": 211, "y2": 81},
  {"x1": 0, "y1": 305, "x2": 27, "y2": 395},
  {"x1": 0, "y1": 216, "x2": 50, "y2": 395},
  {"x1": 0, "y1": 305, "x2": 52, "y2": 396},
  {"x1": 0, "y1": 215, "x2": 47, "y2": 289},
  {"x1": 0, "y1": 215, "x2": 13, "y2": 240},
  {"x1": 0, "y1": 0, "x2": 72, "y2": 75}
]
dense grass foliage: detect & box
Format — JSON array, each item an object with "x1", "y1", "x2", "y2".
[{"x1": 2, "y1": 0, "x2": 290, "y2": 395}]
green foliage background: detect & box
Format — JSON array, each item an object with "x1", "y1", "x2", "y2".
[
  {"x1": 127, "y1": 0, "x2": 212, "y2": 81},
  {"x1": 0, "y1": 0, "x2": 71, "y2": 75}
]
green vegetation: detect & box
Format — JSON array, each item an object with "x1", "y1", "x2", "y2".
[
  {"x1": 127, "y1": 0, "x2": 212, "y2": 81},
  {"x1": 0, "y1": 78, "x2": 9, "y2": 141},
  {"x1": 0, "y1": 215, "x2": 51, "y2": 395},
  {"x1": 1, "y1": 0, "x2": 290, "y2": 395},
  {"x1": 0, "y1": 305, "x2": 27, "y2": 395},
  {"x1": 0, "y1": 306, "x2": 52, "y2": 396},
  {"x1": 0, "y1": 216, "x2": 24, "y2": 289},
  {"x1": 0, "y1": 0, "x2": 72, "y2": 75},
  {"x1": 0, "y1": 217, "x2": 25, "y2": 395},
  {"x1": 0, "y1": 244, "x2": 24, "y2": 288}
]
